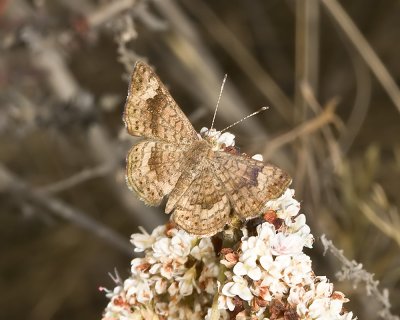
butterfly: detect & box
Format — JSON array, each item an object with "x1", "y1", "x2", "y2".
[{"x1": 123, "y1": 61, "x2": 292, "y2": 236}]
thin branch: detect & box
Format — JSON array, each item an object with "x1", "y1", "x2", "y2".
[
  {"x1": 36, "y1": 163, "x2": 112, "y2": 195},
  {"x1": 300, "y1": 82, "x2": 343, "y2": 172},
  {"x1": 320, "y1": 235, "x2": 399, "y2": 320},
  {"x1": 0, "y1": 164, "x2": 132, "y2": 255}
]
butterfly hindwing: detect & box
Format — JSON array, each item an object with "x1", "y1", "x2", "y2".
[
  {"x1": 170, "y1": 167, "x2": 231, "y2": 236},
  {"x1": 126, "y1": 140, "x2": 186, "y2": 206}
]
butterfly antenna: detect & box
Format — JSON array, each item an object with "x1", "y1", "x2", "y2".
[
  {"x1": 220, "y1": 107, "x2": 268, "y2": 133},
  {"x1": 210, "y1": 74, "x2": 228, "y2": 130}
]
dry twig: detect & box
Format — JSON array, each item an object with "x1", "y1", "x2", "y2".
[
  {"x1": 321, "y1": 235, "x2": 399, "y2": 320},
  {"x1": 0, "y1": 164, "x2": 132, "y2": 255}
]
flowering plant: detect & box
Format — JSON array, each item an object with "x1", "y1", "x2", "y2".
[{"x1": 101, "y1": 188, "x2": 355, "y2": 320}]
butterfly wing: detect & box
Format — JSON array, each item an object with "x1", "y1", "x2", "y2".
[
  {"x1": 169, "y1": 167, "x2": 231, "y2": 236},
  {"x1": 211, "y1": 152, "x2": 292, "y2": 219},
  {"x1": 126, "y1": 140, "x2": 186, "y2": 206},
  {"x1": 123, "y1": 61, "x2": 199, "y2": 144}
]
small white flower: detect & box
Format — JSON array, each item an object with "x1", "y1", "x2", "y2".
[
  {"x1": 178, "y1": 266, "x2": 198, "y2": 296},
  {"x1": 130, "y1": 226, "x2": 165, "y2": 252},
  {"x1": 265, "y1": 189, "x2": 299, "y2": 221},
  {"x1": 315, "y1": 279, "x2": 333, "y2": 298},
  {"x1": 222, "y1": 275, "x2": 253, "y2": 301},
  {"x1": 241, "y1": 236, "x2": 269, "y2": 259},
  {"x1": 154, "y1": 278, "x2": 167, "y2": 294},
  {"x1": 190, "y1": 238, "x2": 215, "y2": 262},
  {"x1": 233, "y1": 261, "x2": 262, "y2": 281},
  {"x1": 251, "y1": 279, "x2": 272, "y2": 302},
  {"x1": 152, "y1": 237, "x2": 171, "y2": 259},
  {"x1": 271, "y1": 232, "x2": 305, "y2": 256},
  {"x1": 130, "y1": 258, "x2": 150, "y2": 278},
  {"x1": 218, "y1": 132, "x2": 236, "y2": 147},
  {"x1": 218, "y1": 294, "x2": 236, "y2": 311},
  {"x1": 308, "y1": 297, "x2": 333, "y2": 319},
  {"x1": 257, "y1": 222, "x2": 276, "y2": 243},
  {"x1": 159, "y1": 259, "x2": 180, "y2": 279},
  {"x1": 124, "y1": 278, "x2": 152, "y2": 304},
  {"x1": 201, "y1": 128, "x2": 221, "y2": 140},
  {"x1": 282, "y1": 254, "x2": 312, "y2": 286},
  {"x1": 259, "y1": 251, "x2": 274, "y2": 271},
  {"x1": 284, "y1": 214, "x2": 314, "y2": 250},
  {"x1": 170, "y1": 230, "x2": 193, "y2": 257},
  {"x1": 252, "y1": 154, "x2": 263, "y2": 161},
  {"x1": 199, "y1": 262, "x2": 219, "y2": 294}
]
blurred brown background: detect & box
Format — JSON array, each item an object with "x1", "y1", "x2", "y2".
[{"x1": 1, "y1": 0, "x2": 399, "y2": 319}]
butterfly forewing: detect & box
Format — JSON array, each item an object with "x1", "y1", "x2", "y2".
[
  {"x1": 211, "y1": 152, "x2": 292, "y2": 219},
  {"x1": 123, "y1": 61, "x2": 199, "y2": 144}
]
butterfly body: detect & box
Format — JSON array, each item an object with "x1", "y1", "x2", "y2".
[{"x1": 124, "y1": 61, "x2": 292, "y2": 236}]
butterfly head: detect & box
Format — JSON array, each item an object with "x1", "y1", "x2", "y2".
[{"x1": 199, "y1": 127, "x2": 236, "y2": 151}]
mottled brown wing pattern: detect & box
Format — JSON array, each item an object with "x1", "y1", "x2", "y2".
[
  {"x1": 126, "y1": 140, "x2": 186, "y2": 206},
  {"x1": 170, "y1": 167, "x2": 231, "y2": 236},
  {"x1": 124, "y1": 61, "x2": 292, "y2": 236},
  {"x1": 123, "y1": 61, "x2": 199, "y2": 144},
  {"x1": 211, "y1": 152, "x2": 292, "y2": 219}
]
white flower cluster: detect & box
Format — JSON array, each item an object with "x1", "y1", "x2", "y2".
[
  {"x1": 102, "y1": 225, "x2": 220, "y2": 320},
  {"x1": 101, "y1": 189, "x2": 355, "y2": 320},
  {"x1": 218, "y1": 189, "x2": 354, "y2": 319}
]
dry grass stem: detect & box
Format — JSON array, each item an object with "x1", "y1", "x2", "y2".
[
  {"x1": 322, "y1": 0, "x2": 400, "y2": 113},
  {"x1": 181, "y1": 0, "x2": 293, "y2": 122},
  {"x1": 86, "y1": 0, "x2": 138, "y2": 28},
  {"x1": 262, "y1": 101, "x2": 337, "y2": 160},
  {"x1": 360, "y1": 185, "x2": 400, "y2": 247}
]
